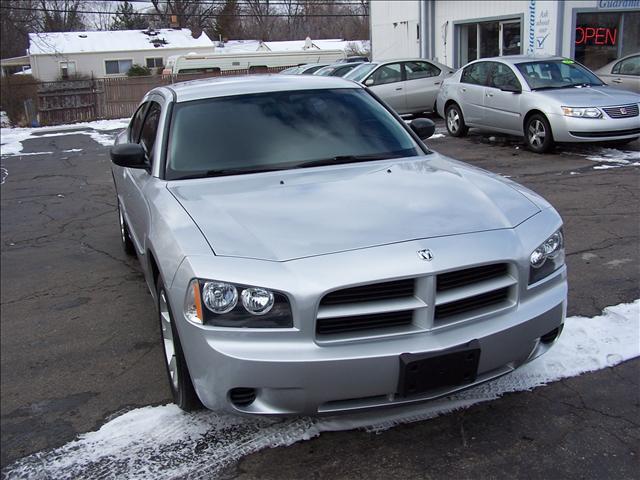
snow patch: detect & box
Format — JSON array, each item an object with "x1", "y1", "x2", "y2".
[
  {"x1": 1, "y1": 118, "x2": 128, "y2": 156},
  {"x1": 62, "y1": 148, "x2": 83, "y2": 153},
  {"x1": 564, "y1": 146, "x2": 640, "y2": 170},
  {"x1": 4, "y1": 300, "x2": 639, "y2": 480}
]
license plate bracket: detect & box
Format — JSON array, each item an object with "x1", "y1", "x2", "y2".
[{"x1": 398, "y1": 340, "x2": 481, "y2": 397}]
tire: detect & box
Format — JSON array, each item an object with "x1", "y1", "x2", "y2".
[
  {"x1": 157, "y1": 279, "x2": 202, "y2": 411},
  {"x1": 525, "y1": 113, "x2": 555, "y2": 153},
  {"x1": 117, "y1": 202, "x2": 136, "y2": 256},
  {"x1": 445, "y1": 103, "x2": 468, "y2": 137}
]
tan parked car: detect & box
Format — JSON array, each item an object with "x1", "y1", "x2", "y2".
[{"x1": 594, "y1": 53, "x2": 640, "y2": 93}]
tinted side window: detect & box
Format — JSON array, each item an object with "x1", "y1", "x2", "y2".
[
  {"x1": 369, "y1": 63, "x2": 402, "y2": 85},
  {"x1": 139, "y1": 102, "x2": 162, "y2": 162},
  {"x1": 612, "y1": 55, "x2": 640, "y2": 76},
  {"x1": 461, "y1": 62, "x2": 491, "y2": 85},
  {"x1": 129, "y1": 103, "x2": 148, "y2": 142},
  {"x1": 405, "y1": 61, "x2": 441, "y2": 80},
  {"x1": 489, "y1": 63, "x2": 521, "y2": 89}
]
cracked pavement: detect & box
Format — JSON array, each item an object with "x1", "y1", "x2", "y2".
[{"x1": 1, "y1": 120, "x2": 638, "y2": 477}]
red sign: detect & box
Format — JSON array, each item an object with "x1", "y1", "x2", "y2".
[{"x1": 575, "y1": 26, "x2": 617, "y2": 45}]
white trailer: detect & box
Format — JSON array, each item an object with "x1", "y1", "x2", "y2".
[{"x1": 163, "y1": 49, "x2": 346, "y2": 75}]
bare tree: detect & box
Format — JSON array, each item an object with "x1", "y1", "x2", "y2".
[
  {"x1": 150, "y1": 0, "x2": 219, "y2": 31},
  {"x1": 38, "y1": 0, "x2": 86, "y2": 32},
  {"x1": 0, "y1": 0, "x2": 40, "y2": 59}
]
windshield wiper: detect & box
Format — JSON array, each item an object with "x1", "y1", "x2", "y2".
[
  {"x1": 533, "y1": 83, "x2": 597, "y2": 91},
  {"x1": 295, "y1": 154, "x2": 404, "y2": 169},
  {"x1": 172, "y1": 165, "x2": 286, "y2": 180}
]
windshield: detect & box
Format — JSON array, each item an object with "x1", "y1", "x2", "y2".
[
  {"x1": 314, "y1": 66, "x2": 335, "y2": 76},
  {"x1": 166, "y1": 88, "x2": 423, "y2": 180},
  {"x1": 515, "y1": 59, "x2": 604, "y2": 90},
  {"x1": 343, "y1": 63, "x2": 377, "y2": 82}
]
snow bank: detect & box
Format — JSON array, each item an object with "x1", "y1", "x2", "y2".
[
  {"x1": 4, "y1": 300, "x2": 639, "y2": 480},
  {"x1": 0, "y1": 118, "x2": 128, "y2": 156}
]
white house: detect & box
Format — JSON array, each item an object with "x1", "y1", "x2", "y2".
[
  {"x1": 28, "y1": 28, "x2": 214, "y2": 81},
  {"x1": 370, "y1": 0, "x2": 639, "y2": 70}
]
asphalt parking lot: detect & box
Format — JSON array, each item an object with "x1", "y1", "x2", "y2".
[{"x1": 1, "y1": 117, "x2": 638, "y2": 478}]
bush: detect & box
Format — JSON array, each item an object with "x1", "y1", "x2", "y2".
[
  {"x1": 0, "y1": 75, "x2": 38, "y2": 127},
  {"x1": 127, "y1": 64, "x2": 151, "y2": 77}
]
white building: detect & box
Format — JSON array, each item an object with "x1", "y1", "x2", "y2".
[
  {"x1": 28, "y1": 28, "x2": 214, "y2": 81},
  {"x1": 370, "y1": 0, "x2": 639, "y2": 70}
]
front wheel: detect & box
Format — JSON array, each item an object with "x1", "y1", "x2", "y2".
[
  {"x1": 525, "y1": 114, "x2": 554, "y2": 153},
  {"x1": 445, "y1": 104, "x2": 468, "y2": 137},
  {"x1": 117, "y1": 202, "x2": 135, "y2": 256},
  {"x1": 157, "y1": 279, "x2": 202, "y2": 411}
]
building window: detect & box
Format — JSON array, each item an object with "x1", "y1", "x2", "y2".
[
  {"x1": 59, "y1": 61, "x2": 76, "y2": 79},
  {"x1": 105, "y1": 59, "x2": 133, "y2": 75},
  {"x1": 457, "y1": 19, "x2": 521, "y2": 67},
  {"x1": 575, "y1": 11, "x2": 640, "y2": 70},
  {"x1": 146, "y1": 57, "x2": 164, "y2": 68}
]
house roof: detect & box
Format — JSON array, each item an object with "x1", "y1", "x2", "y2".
[
  {"x1": 214, "y1": 38, "x2": 369, "y2": 54},
  {"x1": 28, "y1": 28, "x2": 213, "y2": 55}
]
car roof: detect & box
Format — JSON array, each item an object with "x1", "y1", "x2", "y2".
[
  {"x1": 467, "y1": 55, "x2": 563, "y2": 66},
  {"x1": 161, "y1": 74, "x2": 361, "y2": 103}
]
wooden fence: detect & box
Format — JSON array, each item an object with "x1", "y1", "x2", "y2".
[{"x1": 4, "y1": 65, "x2": 292, "y2": 126}]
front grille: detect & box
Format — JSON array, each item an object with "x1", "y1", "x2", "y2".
[
  {"x1": 569, "y1": 128, "x2": 640, "y2": 138},
  {"x1": 603, "y1": 104, "x2": 639, "y2": 119},
  {"x1": 437, "y1": 264, "x2": 508, "y2": 291},
  {"x1": 321, "y1": 279, "x2": 415, "y2": 306},
  {"x1": 435, "y1": 287, "x2": 510, "y2": 320},
  {"x1": 316, "y1": 310, "x2": 413, "y2": 335}
]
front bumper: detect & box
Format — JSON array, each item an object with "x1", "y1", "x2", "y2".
[
  {"x1": 168, "y1": 210, "x2": 567, "y2": 415},
  {"x1": 547, "y1": 112, "x2": 640, "y2": 142}
]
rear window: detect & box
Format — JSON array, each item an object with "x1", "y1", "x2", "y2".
[{"x1": 166, "y1": 89, "x2": 421, "y2": 180}]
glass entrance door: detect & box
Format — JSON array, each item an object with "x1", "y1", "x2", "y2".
[{"x1": 500, "y1": 21, "x2": 521, "y2": 56}]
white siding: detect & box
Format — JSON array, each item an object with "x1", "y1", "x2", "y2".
[
  {"x1": 31, "y1": 46, "x2": 212, "y2": 82},
  {"x1": 371, "y1": 1, "x2": 420, "y2": 60}
]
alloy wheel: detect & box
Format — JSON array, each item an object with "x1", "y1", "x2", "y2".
[
  {"x1": 447, "y1": 109, "x2": 459, "y2": 133},
  {"x1": 159, "y1": 290, "x2": 179, "y2": 391},
  {"x1": 528, "y1": 119, "x2": 546, "y2": 149}
]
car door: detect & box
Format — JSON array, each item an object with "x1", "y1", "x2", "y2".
[
  {"x1": 606, "y1": 55, "x2": 640, "y2": 93},
  {"x1": 483, "y1": 62, "x2": 523, "y2": 134},
  {"x1": 458, "y1": 62, "x2": 492, "y2": 125},
  {"x1": 403, "y1": 60, "x2": 443, "y2": 112},
  {"x1": 123, "y1": 99, "x2": 163, "y2": 254},
  {"x1": 365, "y1": 63, "x2": 407, "y2": 113}
]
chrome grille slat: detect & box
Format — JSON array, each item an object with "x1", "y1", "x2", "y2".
[{"x1": 603, "y1": 104, "x2": 639, "y2": 119}]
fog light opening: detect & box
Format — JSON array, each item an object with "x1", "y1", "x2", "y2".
[
  {"x1": 229, "y1": 387, "x2": 257, "y2": 407},
  {"x1": 540, "y1": 325, "x2": 563, "y2": 344}
]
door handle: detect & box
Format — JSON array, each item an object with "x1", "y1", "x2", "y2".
[
  {"x1": 461, "y1": 87, "x2": 467, "y2": 92},
  {"x1": 486, "y1": 92, "x2": 494, "y2": 97},
  {"x1": 612, "y1": 78, "x2": 622, "y2": 83},
  {"x1": 395, "y1": 87, "x2": 403, "y2": 91},
  {"x1": 434, "y1": 82, "x2": 441, "y2": 85}
]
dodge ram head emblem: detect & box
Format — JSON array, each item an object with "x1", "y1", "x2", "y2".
[{"x1": 417, "y1": 249, "x2": 434, "y2": 261}]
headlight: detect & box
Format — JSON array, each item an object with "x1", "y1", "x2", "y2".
[
  {"x1": 561, "y1": 106, "x2": 602, "y2": 118},
  {"x1": 184, "y1": 279, "x2": 292, "y2": 328},
  {"x1": 529, "y1": 229, "x2": 565, "y2": 285}
]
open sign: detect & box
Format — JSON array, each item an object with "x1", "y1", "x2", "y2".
[{"x1": 575, "y1": 26, "x2": 618, "y2": 46}]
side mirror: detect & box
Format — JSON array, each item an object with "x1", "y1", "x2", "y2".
[
  {"x1": 110, "y1": 143, "x2": 148, "y2": 168},
  {"x1": 364, "y1": 78, "x2": 375, "y2": 86},
  {"x1": 409, "y1": 118, "x2": 436, "y2": 140},
  {"x1": 500, "y1": 84, "x2": 522, "y2": 94}
]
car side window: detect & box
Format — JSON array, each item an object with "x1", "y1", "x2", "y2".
[
  {"x1": 612, "y1": 55, "x2": 640, "y2": 76},
  {"x1": 489, "y1": 63, "x2": 522, "y2": 90},
  {"x1": 368, "y1": 63, "x2": 403, "y2": 86},
  {"x1": 129, "y1": 102, "x2": 148, "y2": 143},
  {"x1": 461, "y1": 62, "x2": 491, "y2": 86},
  {"x1": 138, "y1": 102, "x2": 162, "y2": 164},
  {"x1": 404, "y1": 61, "x2": 441, "y2": 80}
]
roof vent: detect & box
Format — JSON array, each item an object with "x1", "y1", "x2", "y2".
[{"x1": 78, "y1": 34, "x2": 87, "y2": 38}]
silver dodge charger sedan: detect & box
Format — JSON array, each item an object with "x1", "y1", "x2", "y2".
[
  {"x1": 111, "y1": 75, "x2": 567, "y2": 415},
  {"x1": 437, "y1": 55, "x2": 640, "y2": 153}
]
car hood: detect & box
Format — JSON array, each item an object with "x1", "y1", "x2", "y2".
[
  {"x1": 538, "y1": 86, "x2": 640, "y2": 106},
  {"x1": 168, "y1": 155, "x2": 540, "y2": 262}
]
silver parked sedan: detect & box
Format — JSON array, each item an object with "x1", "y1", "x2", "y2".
[
  {"x1": 111, "y1": 75, "x2": 566, "y2": 415},
  {"x1": 344, "y1": 59, "x2": 455, "y2": 114},
  {"x1": 594, "y1": 53, "x2": 640, "y2": 93},
  {"x1": 437, "y1": 55, "x2": 640, "y2": 153}
]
